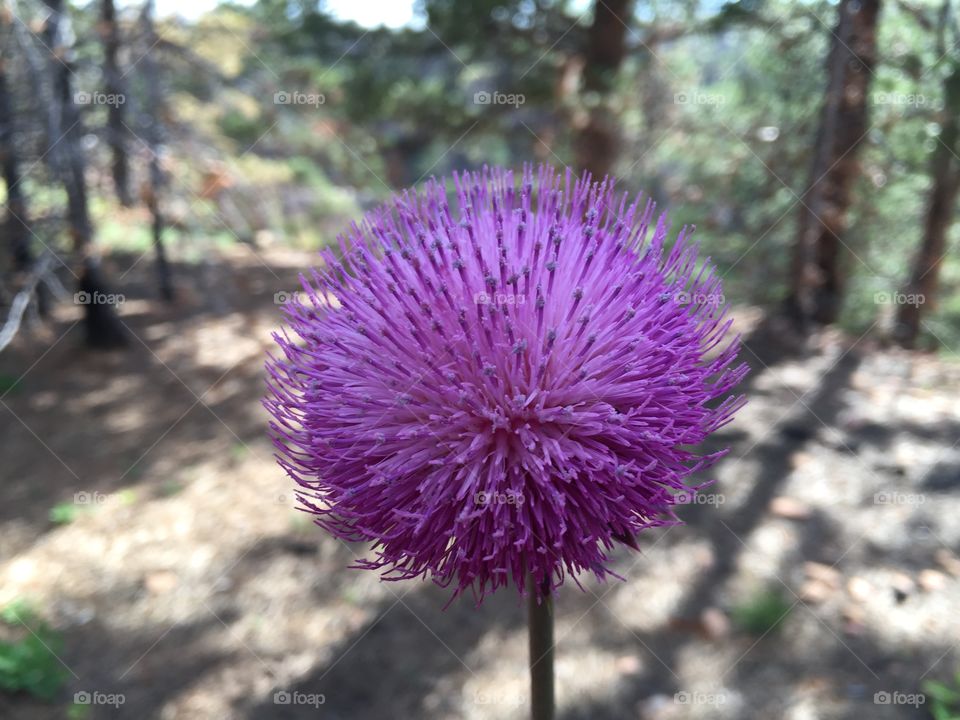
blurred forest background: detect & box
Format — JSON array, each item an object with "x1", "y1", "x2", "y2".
[{"x1": 1, "y1": 0, "x2": 960, "y2": 718}]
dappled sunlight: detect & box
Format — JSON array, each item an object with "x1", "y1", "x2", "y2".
[{"x1": 1, "y1": 0, "x2": 959, "y2": 717}]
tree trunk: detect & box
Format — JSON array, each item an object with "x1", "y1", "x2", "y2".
[
  {"x1": 1, "y1": 48, "x2": 50, "y2": 318},
  {"x1": 43, "y1": 0, "x2": 127, "y2": 348},
  {"x1": 786, "y1": 0, "x2": 880, "y2": 327},
  {"x1": 574, "y1": 0, "x2": 632, "y2": 180},
  {"x1": 142, "y1": 0, "x2": 174, "y2": 301},
  {"x1": 894, "y1": 65, "x2": 960, "y2": 347},
  {"x1": 0, "y1": 53, "x2": 32, "y2": 276},
  {"x1": 102, "y1": 0, "x2": 132, "y2": 206}
]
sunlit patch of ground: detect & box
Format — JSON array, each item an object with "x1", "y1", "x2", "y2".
[{"x1": 0, "y1": 248, "x2": 958, "y2": 719}]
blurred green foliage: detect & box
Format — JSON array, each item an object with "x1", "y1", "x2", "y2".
[
  {"x1": 48, "y1": 503, "x2": 83, "y2": 525},
  {"x1": 925, "y1": 669, "x2": 960, "y2": 720},
  {"x1": 731, "y1": 588, "x2": 792, "y2": 635},
  {"x1": 9, "y1": 0, "x2": 959, "y2": 347},
  {"x1": 0, "y1": 601, "x2": 67, "y2": 701},
  {"x1": 0, "y1": 374, "x2": 20, "y2": 395}
]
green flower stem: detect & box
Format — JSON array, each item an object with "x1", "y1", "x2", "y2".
[{"x1": 528, "y1": 573, "x2": 555, "y2": 720}]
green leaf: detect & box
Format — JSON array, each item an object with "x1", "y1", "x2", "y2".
[{"x1": 924, "y1": 679, "x2": 960, "y2": 705}]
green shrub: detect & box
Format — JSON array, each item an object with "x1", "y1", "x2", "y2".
[{"x1": 0, "y1": 601, "x2": 67, "y2": 701}]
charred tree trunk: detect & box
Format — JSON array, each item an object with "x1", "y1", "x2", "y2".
[
  {"x1": 43, "y1": 0, "x2": 127, "y2": 348},
  {"x1": 574, "y1": 0, "x2": 632, "y2": 179},
  {"x1": 142, "y1": 0, "x2": 173, "y2": 301},
  {"x1": 786, "y1": 0, "x2": 880, "y2": 327},
  {"x1": 101, "y1": 0, "x2": 131, "y2": 206},
  {"x1": 894, "y1": 64, "x2": 960, "y2": 347}
]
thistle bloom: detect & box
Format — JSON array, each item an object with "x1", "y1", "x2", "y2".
[{"x1": 266, "y1": 165, "x2": 747, "y2": 603}]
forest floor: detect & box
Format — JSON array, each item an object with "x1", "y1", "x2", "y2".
[{"x1": 0, "y1": 245, "x2": 959, "y2": 720}]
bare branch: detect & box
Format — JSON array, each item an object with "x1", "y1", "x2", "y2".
[{"x1": 0, "y1": 253, "x2": 54, "y2": 353}]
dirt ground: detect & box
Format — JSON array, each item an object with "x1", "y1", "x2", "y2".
[{"x1": 1, "y1": 246, "x2": 958, "y2": 719}]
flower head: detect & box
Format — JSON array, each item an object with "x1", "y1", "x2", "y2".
[{"x1": 265, "y1": 165, "x2": 747, "y2": 603}]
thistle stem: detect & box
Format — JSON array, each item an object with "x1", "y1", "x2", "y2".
[{"x1": 528, "y1": 573, "x2": 555, "y2": 720}]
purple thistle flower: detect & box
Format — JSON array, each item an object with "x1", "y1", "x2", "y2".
[{"x1": 265, "y1": 165, "x2": 748, "y2": 604}]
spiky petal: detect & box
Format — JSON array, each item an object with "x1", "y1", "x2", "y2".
[{"x1": 265, "y1": 165, "x2": 747, "y2": 603}]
